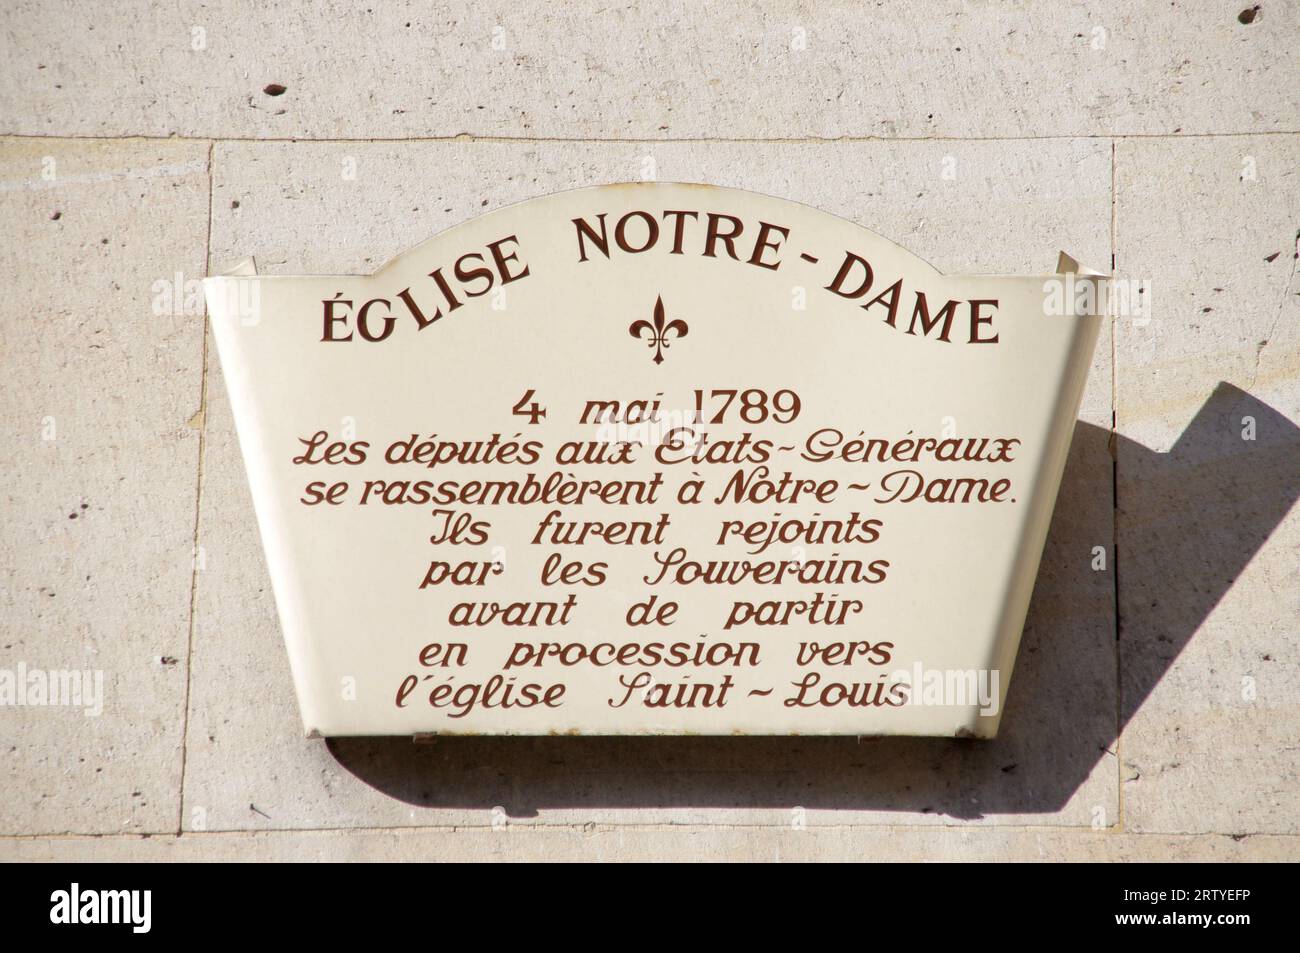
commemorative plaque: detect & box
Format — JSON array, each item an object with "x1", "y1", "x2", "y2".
[{"x1": 204, "y1": 183, "x2": 1104, "y2": 738}]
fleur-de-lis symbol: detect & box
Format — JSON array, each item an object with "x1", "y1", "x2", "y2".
[{"x1": 629, "y1": 295, "x2": 688, "y2": 365}]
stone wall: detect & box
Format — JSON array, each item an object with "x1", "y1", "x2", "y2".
[{"x1": 1, "y1": 1, "x2": 1296, "y2": 861}]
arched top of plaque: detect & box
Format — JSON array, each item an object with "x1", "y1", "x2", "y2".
[
  {"x1": 374, "y1": 181, "x2": 954, "y2": 282},
  {"x1": 215, "y1": 180, "x2": 1098, "y2": 284}
]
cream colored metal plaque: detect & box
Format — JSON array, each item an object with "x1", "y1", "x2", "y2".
[{"x1": 204, "y1": 183, "x2": 1104, "y2": 738}]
